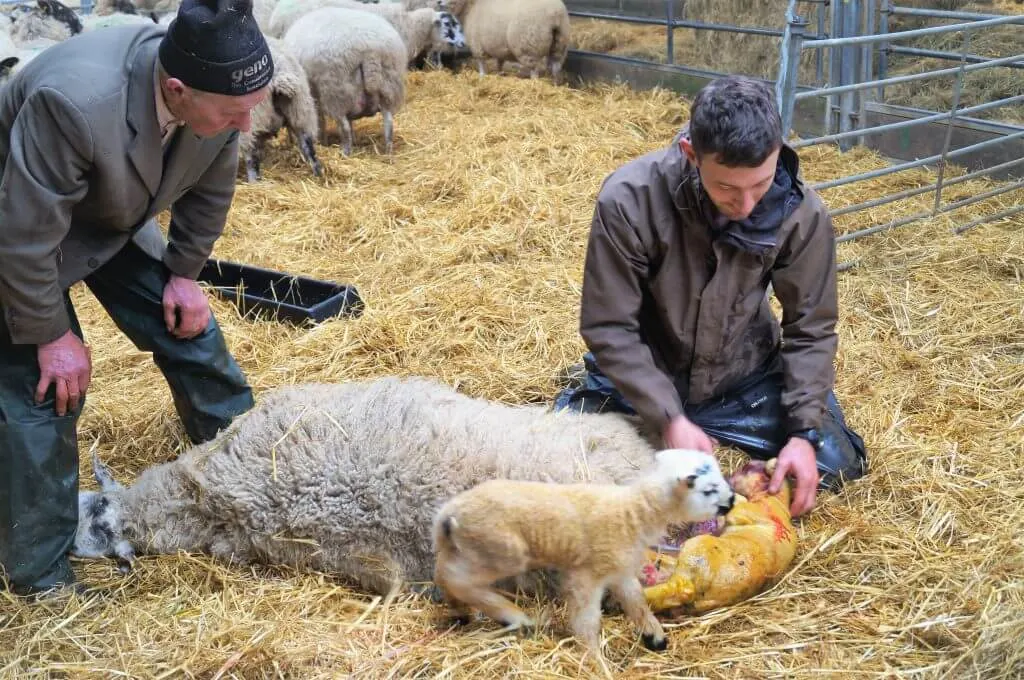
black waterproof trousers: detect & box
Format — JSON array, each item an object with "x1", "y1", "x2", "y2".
[
  {"x1": 554, "y1": 351, "x2": 868, "y2": 491},
  {"x1": 0, "y1": 242, "x2": 254, "y2": 594}
]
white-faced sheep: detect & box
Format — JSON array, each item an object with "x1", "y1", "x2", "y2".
[
  {"x1": 433, "y1": 449, "x2": 734, "y2": 653},
  {"x1": 72, "y1": 375, "x2": 661, "y2": 598},
  {"x1": 268, "y1": 0, "x2": 464, "y2": 65},
  {"x1": 462, "y1": 0, "x2": 570, "y2": 82},
  {"x1": 90, "y1": 0, "x2": 143, "y2": 15},
  {"x1": 282, "y1": 7, "x2": 407, "y2": 155},
  {"x1": 239, "y1": 36, "x2": 322, "y2": 182}
]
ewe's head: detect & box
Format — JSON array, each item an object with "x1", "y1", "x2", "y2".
[
  {"x1": 432, "y1": 10, "x2": 465, "y2": 52},
  {"x1": 652, "y1": 449, "x2": 735, "y2": 523},
  {"x1": 71, "y1": 450, "x2": 136, "y2": 573}
]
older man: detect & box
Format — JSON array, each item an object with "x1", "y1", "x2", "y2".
[{"x1": 0, "y1": 0, "x2": 272, "y2": 597}]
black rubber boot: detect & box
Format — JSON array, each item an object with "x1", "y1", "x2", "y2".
[
  {"x1": 84, "y1": 242, "x2": 255, "y2": 444},
  {"x1": 0, "y1": 297, "x2": 83, "y2": 595}
]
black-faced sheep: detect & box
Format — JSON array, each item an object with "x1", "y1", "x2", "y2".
[
  {"x1": 462, "y1": 0, "x2": 570, "y2": 82},
  {"x1": 239, "y1": 36, "x2": 322, "y2": 182},
  {"x1": 268, "y1": 0, "x2": 464, "y2": 65},
  {"x1": 282, "y1": 7, "x2": 407, "y2": 155},
  {"x1": 72, "y1": 376, "x2": 660, "y2": 597}
]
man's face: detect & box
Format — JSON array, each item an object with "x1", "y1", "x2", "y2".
[
  {"x1": 681, "y1": 138, "x2": 780, "y2": 221},
  {"x1": 167, "y1": 80, "x2": 269, "y2": 138}
]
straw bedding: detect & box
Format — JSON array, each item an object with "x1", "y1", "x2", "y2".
[{"x1": 1, "y1": 69, "x2": 1022, "y2": 678}]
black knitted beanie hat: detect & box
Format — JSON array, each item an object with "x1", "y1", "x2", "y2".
[{"x1": 159, "y1": 0, "x2": 273, "y2": 96}]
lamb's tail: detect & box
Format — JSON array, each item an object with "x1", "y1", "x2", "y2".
[
  {"x1": 358, "y1": 50, "x2": 406, "y2": 112},
  {"x1": 432, "y1": 510, "x2": 462, "y2": 554}
]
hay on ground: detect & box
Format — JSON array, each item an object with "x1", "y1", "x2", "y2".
[{"x1": 0, "y1": 69, "x2": 1022, "y2": 678}]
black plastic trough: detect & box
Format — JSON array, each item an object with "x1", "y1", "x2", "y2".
[{"x1": 198, "y1": 258, "x2": 365, "y2": 324}]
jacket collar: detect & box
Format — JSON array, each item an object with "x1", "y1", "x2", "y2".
[{"x1": 125, "y1": 38, "x2": 163, "y2": 196}]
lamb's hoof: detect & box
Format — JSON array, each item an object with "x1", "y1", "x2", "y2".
[
  {"x1": 449, "y1": 613, "x2": 473, "y2": 626},
  {"x1": 409, "y1": 583, "x2": 445, "y2": 603},
  {"x1": 641, "y1": 632, "x2": 668, "y2": 652}
]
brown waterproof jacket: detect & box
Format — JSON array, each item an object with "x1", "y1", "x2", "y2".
[{"x1": 580, "y1": 132, "x2": 839, "y2": 436}]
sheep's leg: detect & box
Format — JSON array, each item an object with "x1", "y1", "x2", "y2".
[
  {"x1": 608, "y1": 576, "x2": 668, "y2": 652},
  {"x1": 550, "y1": 58, "x2": 563, "y2": 86},
  {"x1": 564, "y1": 572, "x2": 606, "y2": 653},
  {"x1": 476, "y1": 58, "x2": 486, "y2": 76},
  {"x1": 340, "y1": 117, "x2": 353, "y2": 157},
  {"x1": 383, "y1": 110, "x2": 394, "y2": 155},
  {"x1": 495, "y1": 58, "x2": 504, "y2": 74},
  {"x1": 245, "y1": 152, "x2": 260, "y2": 183}
]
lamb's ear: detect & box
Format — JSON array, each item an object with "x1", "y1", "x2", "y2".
[
  {"x1": 114, "y1": 540, "x2": 136, "y2": 574},
  {"x1": 92, "y1": 447, "x2": 123, "y2": 492}
]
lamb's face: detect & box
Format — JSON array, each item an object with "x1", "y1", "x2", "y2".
[
  {"x1": 71, "y1": 452, "x2": 136, "y2": 572},
  {"x1": 72, "y1": 491, "x2": 135, "y2": 572},
  {"x1": 656, "y1": 449, "x2": 736, "y2": 523},
  {"x1": 433, "y1": 11, "x2": 466, "y2": 51}
]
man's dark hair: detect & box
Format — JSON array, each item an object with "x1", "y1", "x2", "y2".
[{"x1": 688, "y1": 75, "x2": 783, "y2": 167}]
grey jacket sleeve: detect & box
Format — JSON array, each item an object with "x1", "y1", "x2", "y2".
[
  {"x1": 579, "y1": 194, "x2": 684, "y2": 433},
  {"x1": 163, "y1": 131, "x2": 239, "y2": 279},
  {"x1": 770, "y1": 190, "x2": 840, "y2": 434},
  {"x1": 0, "y1": 88, "x2": 93, "y2": 345}
]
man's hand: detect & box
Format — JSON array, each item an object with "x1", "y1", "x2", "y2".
[
  {"x1": 163, "y1": 274, "x2": 211, "y2": 339},
  {"x1": 36, "y1": 330, "x2": 92, "y2": 416},
  {"x1": 662, "y1": 415, "x2": 716, "y2": 454},
  {"x1": 769, "y1": 437, "x2": 820, "y2": 517}
]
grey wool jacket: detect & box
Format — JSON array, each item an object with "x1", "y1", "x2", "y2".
[{"x1": 0, "y1": 24, "x2": 240, "y2": 346}]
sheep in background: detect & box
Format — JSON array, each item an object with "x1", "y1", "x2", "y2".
[
  {"x1": 433, "y1": 449, "x2": 734, "y2": 653},
  {"x1": 461, "y1": 0, "x2": 570, "y2": 82},
  {"x1": 90, "y1": 0, "x2": 141, "y2": 15},
  {"x1": 71, "y1": 375, "x2": 659, "y2": 597},
  {"x1": 283, "y1": 7, "x2": 407, "y2": 155},
  {"x1": 251, "y1": 0, "x2": 278, "y2": 29},
  {"x1": 5, "y1": 0, "x2": 81, "y2": 44},
  {"x1": 81, "y1": 11, "x2": 159, "y2": 30},
  {"x1": 239, "y1": 36, "x2": 322, "y2": 182},
  {"x1": 268, "y1": 0, "x2": 464, "y2": 65}
]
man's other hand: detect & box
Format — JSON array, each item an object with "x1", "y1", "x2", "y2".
[
  {"x1": 662, "y1": 415, "x2": 717, "y2": 454},
  {"x1": 36, "y1": 330, "x2": 92, "y2": 416},
  {"x1": 163, "y1": 274, "x2": 211, "y2": 339},
  {"x1": 769, "y1": 437, "x2": 820, "y2": 517}
]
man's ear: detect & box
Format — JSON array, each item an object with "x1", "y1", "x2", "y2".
[{"x1": 679, "y1": 137, "x2": 699, "y2": 166}]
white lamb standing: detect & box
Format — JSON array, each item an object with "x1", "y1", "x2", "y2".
[
  {"x1": 239, "y1": 36, "x2": 322, "y2": 182},
  {"x1": 282, "y1": 7, "x2": 407, "y2": 156},
  {"x1": 72, "y1": 376, "x2": 661, "y2": 597},
  {"x1": 268, "y1": 0, "x2": 464, "y2": 65},
  {"x1": 461, "y1": 0, "x2": 570, "y2": 82}
]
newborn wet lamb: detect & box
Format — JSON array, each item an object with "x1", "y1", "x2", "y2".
[{"x1": 432, "y1": 449, "x2": 735, "y2": 653}]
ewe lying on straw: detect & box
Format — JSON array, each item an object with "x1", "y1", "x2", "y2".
[{"x1": 72, "y1": 375, "x2": 658, "y2": 596}]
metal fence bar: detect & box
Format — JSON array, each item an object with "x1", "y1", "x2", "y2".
[
  {"x1": 829, "y1": 158, "x2": 1024, "y2": 217},
  {"x1": 932, "y1": 31, "x2": 971, "y2": 215},
  {"x1": 778, "y1": 3, "x2": 807, "y2": 136},
  {"x1": 565, "y1": 11, "x2": 677, "y2": 26},
  {"x1": 887, "y1": 45, "x2": 1024, "y2": 70},
  {"x1": 816, "y1": 0, "x2": 827, "y2": 85},
  {"x1": 810, "y1": 129, "x2": 1024, "y2": 190},
  {"x1": 941, "y1": 180, "x2": 1024, "y2": 213},
  {"x1": 665, "y1": 0, "x2": 675, "y2": 65},
  {"x1": 858, "y1": 0, "x2": 875, "y2": 147},
  {"x1": 878, "y1": 0, "x2": 890, "y2": 97},
  {"x1": 953, "y1": 203, "x2": 1024, "y2": 234},
  {"x1": 565, "y1": 10, "x2": 829, "y2": 38},
  {"x1": 830, "y1": 176, "x2": 1024, "y2": 242},
  {"x1": 794, "y1": 52, "x2": 1024, "y2": 99},
  {"x1": 792, "y1": 93, "x2": 1024, "y2": 148},
  {"x1": 827, "y1": 0, "x2": 842, "y2": 134},
  {"x1": 805, "y1": 13, "x2": 1022, "y2": 47},
  {"x1": 890, "y1": 6, "x2": 1024, "y2": 22},
  {"x1": 838, "y1": 0, "x2": 861, "y2": 150}
]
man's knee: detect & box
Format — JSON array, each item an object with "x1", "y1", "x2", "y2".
[{"x1": 816, "y1": 432, "x2": 867, "y2": 491}]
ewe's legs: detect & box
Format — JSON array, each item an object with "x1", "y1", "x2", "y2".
[
  {"x1": 609, "y1": 576, "x2": 668, "y2": 651},
  {"x1": 339, "y1": 117, "x2": 354, "y2": 157},
  {"x1": 476, "y1": 58, "x2": 486, "y2": 76},
  {"x1": 383, "y1": 110, "x2": 394, "y2": 155}
]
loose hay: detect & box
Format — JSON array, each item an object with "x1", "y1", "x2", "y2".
[{"x1": 1, "y1": 69, "x2": 1022, "y2": 678}]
